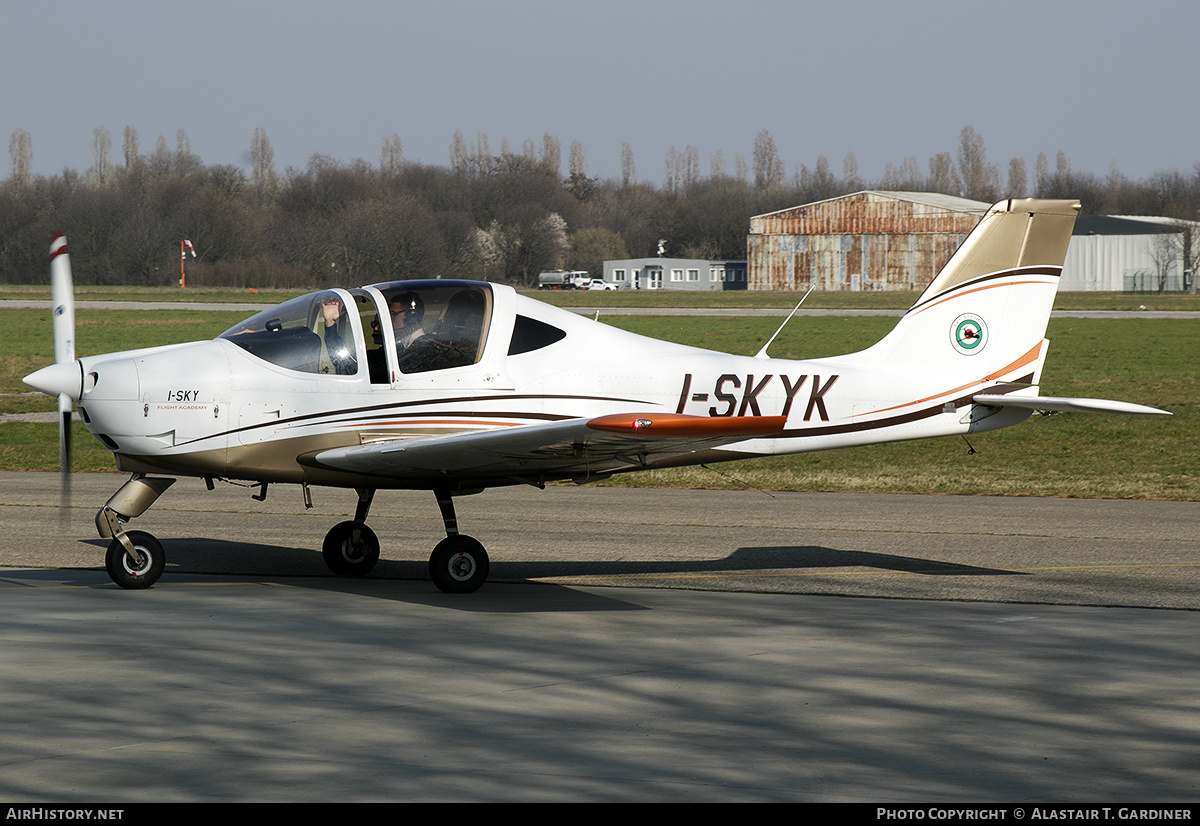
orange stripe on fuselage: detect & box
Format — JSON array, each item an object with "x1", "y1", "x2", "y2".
[
  {"x1": 338, "y1": 419, "x2": 522, "y2": 429},
  {"x1": 863, "y1": 341, "x2": 1043, "y2": 417}
]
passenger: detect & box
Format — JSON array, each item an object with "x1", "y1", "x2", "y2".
[{"x1": 318, "y1": 294, "x2": 357, "y2": 375}]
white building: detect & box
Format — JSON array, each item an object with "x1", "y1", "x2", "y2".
[
  {"x1": 1063, "y1": 215, "x2": 1198, "y2": 292},
  {"x1": 601, "y1": 258, "x2": 748, "y2": 291}
]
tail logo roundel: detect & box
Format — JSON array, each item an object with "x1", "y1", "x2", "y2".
[{"x1": 951, "y1": 314, "x2": 987, "y2": 355}]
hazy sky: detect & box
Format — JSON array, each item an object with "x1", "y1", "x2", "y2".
[{"x1": 3, "y1": 0, "x2": 1196, "y2": 186}]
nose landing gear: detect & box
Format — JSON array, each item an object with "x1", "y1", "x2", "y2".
[{"x1": 96, "y1": 475, "x2": 176, "y2": 589}]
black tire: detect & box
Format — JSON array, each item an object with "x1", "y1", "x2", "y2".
[
  {"x1": 105, "y1": 531, "x2": 165, "y2": 590},
  {"x1": 322, "y1": 521, "x2": 380, "y2": 576},
  {"x1": 428, "y1": 535, "x2": 489, "y2": 594}
]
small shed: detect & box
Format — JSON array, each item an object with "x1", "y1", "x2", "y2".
[{"x1": 747, "y1": 191, "x2": 989, "y2": 291}]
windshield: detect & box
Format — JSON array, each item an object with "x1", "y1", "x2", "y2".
[
  {"x1": 218, "y1": 289, "x2": 362, "y2": 376},
  {"x1": 217, "y1": 281, "x2": 493, "y2": 379}
]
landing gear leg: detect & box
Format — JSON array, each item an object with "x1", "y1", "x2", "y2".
[
  {"x1": 95, "y1": 474, "x2": 176, "y2": 589},
  {"x1": 322, "y1": 488, "x2": 379, "y2": 576},
  {"x1": 428, "y1": 490, "x2": 489, "y2": 594}
]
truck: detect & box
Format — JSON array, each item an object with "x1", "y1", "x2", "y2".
[{"x1": 537, "y1": 270, "x2": 589, "y2": 290}]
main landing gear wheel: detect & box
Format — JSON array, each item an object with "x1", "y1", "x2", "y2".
[
  {"x1": 105, "y1": 531, "x2": 165, "y2": 590},
  {"x1": 322, "y1": 521, "x2": 380, "y2": 576},
  {"x1": 428, "y1": 535, "x2": 489, "y2": 594}
]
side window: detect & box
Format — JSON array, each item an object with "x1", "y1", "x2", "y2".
[
  {"x1": 378, "y1": 284, "x2": 493, "y2": 374},
  {"x1": 508, "y1": 315, "x2": 566, "y2": 355}
]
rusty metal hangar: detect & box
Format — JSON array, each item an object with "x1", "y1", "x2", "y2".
[{"x1": 747, "y1": 190, "x2": 989, "y2": 292}]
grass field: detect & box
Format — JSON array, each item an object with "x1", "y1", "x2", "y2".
[
  {"x1": 1, "y1": 302, "x2": 1194, "y2": 499},
  {"x1": 4, "y1": 282, "x2": 1200, "y2": 311}
]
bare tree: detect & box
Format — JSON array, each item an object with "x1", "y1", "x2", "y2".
[
  {"x1": 566, "y1": 139, "x2": 595, "y2": 200},
  {"x1": 473, "y1": 132, "x2": 492, "y2": 175},
  {"x1": 1105, "y1": 160, "x2": 1125, "y2": 212},
  {"x1": 928, "y1": 152, "x2": 962, "y2": 196},
  {"x1": 91, "y1": 126, "x2": 113, "y2": 184},
  {"x1": 1055, "y1": 150, "x2": 1071, "y2": 183},
  {"x1": 809, "y1": 155, "x2": 837, "y2": 200},
  {"x1": 1007, "y1": 157, "x2": 1028, "y2": 197},
  {"x1": 1034, "y1": 152, "x2": 1049, "y2": 196},
  {"x1": 681, "y1": 145, "x2": 700, "y2": 190},
  {"x1": 380, "y1": 134, "x2": 403, "y2": 175},
  {"x1": 175, "y1": 129, "x2": 202, "y2": 175},
  {"x1": 149, "y1": 135, "x2": 172, "y2": 176},
  {"x1": 251, "y1": 127, "x2": 277, "y2": 199},
  {"x1": 568, "y1": 139, "x2": 587, "y2": 179},
  {"x1": 621, "y1": 143, "x2": 636, "y2": 188},
  {"x1": 898, "y1": 156, "x2": 922, "y2": 190},
  {"x1": 450, "y1": 129, "x2": 469, "y2": 174},
  {"x1": 9, "y1": 128, "x2": 31, "y2": 185},
  {"x1": 734, "y1": 152, "x2": 748, "y2": 184},
  {"x1": 664, "y1": 145, "x2": 679, "y2": 193},
  {"x1": 1147, "y1": 230, "x2": 1182, "y2": 293},
  {"x1": 709, "y1": 150, "x2": 726, "y2": 180},
  {"x1": 752, "y1": 130, "x2": 784, "y2": 191},
  {"x1": 880, "y1": 162, "x2": 902, "y2": 190},
  {"x1": 540, "y1": 133, "x2": 560, "y2": 178},
  {"x1": 957, "y1": 126, "x2": 998, "y2": 201},
  {"x1": 843, "y1": 152, "x2": 862, "y2": 191},
  {"x1": 123, "y1": 125, "x2": 140, "y2": 168}
]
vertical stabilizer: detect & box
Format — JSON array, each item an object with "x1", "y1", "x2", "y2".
[{"x1": 856, "y1": 199, "x2": 1080, "y2": 393}]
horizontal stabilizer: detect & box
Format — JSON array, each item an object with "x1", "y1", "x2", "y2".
[{"x1": 973, "y1": 394, "x2": 1170, "y2": 416}]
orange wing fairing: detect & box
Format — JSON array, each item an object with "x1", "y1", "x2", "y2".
[{"x1": 586, "y1": 413, "x2": 787, "y2": 439}]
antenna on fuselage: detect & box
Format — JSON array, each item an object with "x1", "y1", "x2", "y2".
[{"x1": 754, "y1": 286, "x2": 814, "y2": 360}]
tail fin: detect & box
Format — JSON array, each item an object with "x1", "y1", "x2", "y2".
[
  {"x1": 859, "y1": 198, "x2": 1080, "y2": 392},
  {"x1": 830, "y1": 197, "x2": 1167, "y2": 430}
]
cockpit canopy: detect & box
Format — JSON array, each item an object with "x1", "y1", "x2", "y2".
[{"x1": 217, "y1": 281, "x2": 493, "y2": 381}]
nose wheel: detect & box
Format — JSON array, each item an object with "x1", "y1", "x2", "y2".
[{"x1": 105, "y1": 530, "x2": 165, "y2": 590}]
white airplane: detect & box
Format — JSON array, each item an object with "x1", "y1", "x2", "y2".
[{"x1": 24, "y1": 198, "x2": 1169, "y2": 592}]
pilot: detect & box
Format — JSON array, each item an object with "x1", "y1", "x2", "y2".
[
  {"x1": 318, "y1": 294, "x2": 356, "y2": 375},
  {"x1": 386, "y1": 292, "x2": 422, "y2": 348}
]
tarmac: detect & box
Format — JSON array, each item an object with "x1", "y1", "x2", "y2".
[{"x1": 1, "y1": 472, "x2": 1197, "y2": 801}]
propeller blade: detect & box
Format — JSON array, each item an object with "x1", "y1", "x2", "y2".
[
  {"x1": 49, "y1": 231, "x2": 76, "y2": 507},
  {"x1": 50, "y1": 231, "x2": 75, "y2": 365}
]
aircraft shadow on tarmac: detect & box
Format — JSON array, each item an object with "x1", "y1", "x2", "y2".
[
  {"x1": 64, "y1": 537, "x2": 1023, "y2": 613},
  {"x1": 495, "y1": 546, "x2": 1022, "y2": 580},
  {"x1": 85, "y1": 537, "x2": 1022, "y2": 581}
]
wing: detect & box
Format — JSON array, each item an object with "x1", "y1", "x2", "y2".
[
  {"x1": 973, "y1": 393, "x2": 1170, "y2": 416},
  {"x1": 307, "y1": 413, "x2": 787, "y2": 485}
]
